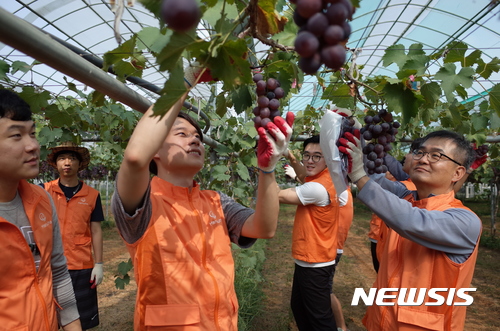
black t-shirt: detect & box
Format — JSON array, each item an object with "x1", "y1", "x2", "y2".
[{"x1": 58, "y1": 181, "x2": 104, "y2": 222}]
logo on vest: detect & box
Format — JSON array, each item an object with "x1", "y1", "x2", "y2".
[
  {"x1": 78, "y1": 197, "x2": 89, "y2": 205},
  {"x1": 39, "y1": 212, "x2": 52, "y2": 228},
  {"x1": 209, "y1": 211, "x2": 222, "y2": 226},
  {"x1": 351, "y1": 288, "x2": 476, "y2": 306}
]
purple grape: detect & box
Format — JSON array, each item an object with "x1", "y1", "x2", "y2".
[
  {"x1": 372, "y1": 124, "x2": 382, "y2": 135},
  {"x1": 307, "y1": 12, "x2": 329, "y2": 37},
  {"x1": 256, "y1": 80, "x2": 267, "y2": 91},
  {"x1": 269, "y1": 99, "x2": 280, "y2": 110},
  {"x1": 363, "y1": 130, "x2": 373, "y2": 140},
  {"x1": 274, "y1": 87, "x2": 285, "y2": 99},
  {"x1": 261, "y1": 118, "x2": 271, "y2": 128},
  {"x1": 253, "y1": 73, "x2": 263, "y2": 83},
  {"x1": 267, "y1": 78, "x2": 278, "y2": 90},
  {"x1": 367, "y1": 152, "x2": 377, "y2": 161},
  {"x1": 260, "y1": 107, "x2": 271, "y2": 118},
  {"x1": 257, "y1": 95, "x2": 270, "y2": 108}
]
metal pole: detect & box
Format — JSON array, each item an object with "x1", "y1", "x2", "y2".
[
  {"x1": 0, "y1": 7, "x2": 151, "y2": 112},
  {"x1": 0, "y1": 7, "x2": 220, "y2": 148}
]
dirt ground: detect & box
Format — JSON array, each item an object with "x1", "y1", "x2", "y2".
[{"x1": 93, "y1": 201, "x2": 500, "y2": 331}]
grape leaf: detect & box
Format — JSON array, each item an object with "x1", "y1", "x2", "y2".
[
  {"x1": 476, "y1": 57, "x2": 500, "y2": 79},
  {"x1": 216, "y1": 94, "x2": 228, "y2": 118},
  {"x1": 103, "y1": 37, "x2": 136, "y2": 70},
  {"x1": 434, "y1": 63, "x2": 474, "y2": 102},
  {"x1": 382, "y1": 44, "x2": 407, "y2": 69},
  {"x1": 156, "y1": 31, "x2": 198, "y2": 72},
  {"x1": 321, "y1": 84, "x2": 354, "y2": 109},
  {"x1": 420, "y1": 82, "x2": 441, "y2": 108},
  {"x1": 235, "y1": 161, "x2": 250, "y2": 182},
  {"x1": 256, "y1": 0, "x2": 288, "y2": 35},
  {"x1": 18, "y1": 86, "x2": 50, "y2": 112},
  {"x1": 271, "y1": 16, "x2": 299, "y2": 47},
  {"x1": 212, "y1": 165, "x2": 231, "y2": 181},
  {"x1": 231, "y1": 85, "x2": 253, "y2": 114},
  {"x1": 153, "y1": 62, "x2": 187, "y2": 116},
  {"x1": 490, "y1": 112, "x2": 500, "y2": 130},
  {"x1": 383, "y1": 83, "x2": 422, "y2": 126},
  {"x1": 203, "y1": 1, "x2": 238, "y2": 33},
  {"x1": 464, "y1": 49, "x2": 482, "y2": 67},
  {"x1": 11, "y1": 60, "x2": 31, "y2": 74},
  {"x1": 489, "y1": 83, "x2": 500, "y2": 115},
  {"x1": 136, "y1": 27, "x2": 171, "y2": 54},
  {"x1": 37, "y1": 126, "x2": 63, "y2": 146},
  {"x1": 208, "y1": 39, "x2": 252, "y2": 89},
  {"x1": 471, "y1": 113, "x2": 489, "y2": 131},
  {"x1": 443, "y1": 41, "x2": 468, "y2": 64}
]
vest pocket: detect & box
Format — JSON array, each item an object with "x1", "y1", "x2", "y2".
[
  {"x1": 397, "y1": 306, "x2": 444, "y2": 330},
  {"x1": 145, "y1": 304, "x2": 200, "y2": 326},
  {"x1": 73, "y1": 236, "x2": 91, "y2": 246}
]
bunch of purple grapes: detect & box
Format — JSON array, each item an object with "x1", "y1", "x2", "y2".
[
  {"x1": 252, "y1": 73, "x2": 285, "y2": 128},
  {"x1": 291, "y1": 0, "x2": 353, "y2": 75},
  {"x1": 360, "y1": 109, "x2": 401, "y2": 174}
]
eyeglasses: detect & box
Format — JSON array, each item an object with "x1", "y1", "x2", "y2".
[
  {"x1": 412, "y1": 149, "x2": 462, "y2": 166},
  {"x1": 302, "y1": 153, "x2": 323, "y2": 163}
]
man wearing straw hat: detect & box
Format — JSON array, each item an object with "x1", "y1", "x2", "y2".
[{"x1": 44, "y1": 142, "x2": 104, "y2": 330}]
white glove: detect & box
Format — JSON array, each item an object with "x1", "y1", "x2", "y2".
[
  {"x1": 338, "y1": 131, "x2": 366, "y2": 183},
  {"x1": 90, "y1": 263, "x2": 103, "y2": 289},
  {"x1": 284, "y1": 165, "x2": 297, "y2": 180}
]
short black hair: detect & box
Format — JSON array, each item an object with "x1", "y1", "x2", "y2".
[
  {"x1": 0, "y1": 89, "x2": 32, "y2": 121},
  {"x1": 421, "y1": 130, "x2": 474, "y2": 168},
  {"x1": 149, "y1": 112, "x2": 204, "y2": 175},
  {"x1": 303, "y1": 135, "x2": 320, "y2": 151},
  {"x1": 410, "y1": 137, "x2": 424, "y2": 152}
]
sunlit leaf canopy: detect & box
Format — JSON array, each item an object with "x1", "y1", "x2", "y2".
[{"x1": 1, "y1": 0, "x2": 500, "y2": 115}]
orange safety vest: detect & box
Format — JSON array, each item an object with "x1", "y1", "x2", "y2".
[
  {"x1": 337, "y1": 188, "x2": 353, "y2": 250},
  {"x1": 0, "y1": 180, "x2": 58, "y2": 330},
  {"x1": 292, "y1": 168, "x2": 339, "y2": 263},
  {"x1": 363, "y1": 190, "x2": 481, "y2": 331},
  {"x1": 45, "y1": 179, "x2": 98, "y2": 270},
  {"x1": 125, "y1": 177, "x2": 239, "y2": 331}
]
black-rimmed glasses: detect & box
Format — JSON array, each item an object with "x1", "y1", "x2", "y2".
[
  {"x1": 302, "y1": 153, "x2": 323, "y2": 163},
  {"x1": 412, "y1": 149, "x2": 462, "y2": 166}
]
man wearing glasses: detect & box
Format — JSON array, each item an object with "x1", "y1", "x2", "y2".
[
  {"x1": 279, "y1": 135, "x2": 346, "y2": 330},
  {"x1": 339, "y1": 130, "x2": 482, "y2": 331}
]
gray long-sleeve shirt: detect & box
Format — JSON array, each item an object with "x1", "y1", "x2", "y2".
[
  {"x1": 358, "y1": 174, "x2": 481, "y2": 263},
  {"x1": 384, "y1": 154, "x2": 409, "y2": 181}
]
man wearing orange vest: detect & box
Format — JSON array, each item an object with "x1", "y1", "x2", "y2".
[
  {"x1": 340, "y1": 130, "x2": 482, "y2": 331},
  {"x1": 111, "y1": 66, "x2": 294, "y2": 330},
  {"x1": 283, "y1": 146, "x2": 352, "y2": 331},
  {"x1": 44, "y1": 142, "x2": 104, "y2": 330},
  {"x1": 0, "y1": 89, "x2": 82, "y2": 330},
  {"x1": 279, "y1": 135, "x2": 342, "y2": 330}
]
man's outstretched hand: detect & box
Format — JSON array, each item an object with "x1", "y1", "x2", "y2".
[
  {"x1": 257, "y1": 112, "x2": 294, "y2": 173},
  {"x1": 184, "y1": 61, "x2": 217, "y2": 87}
]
